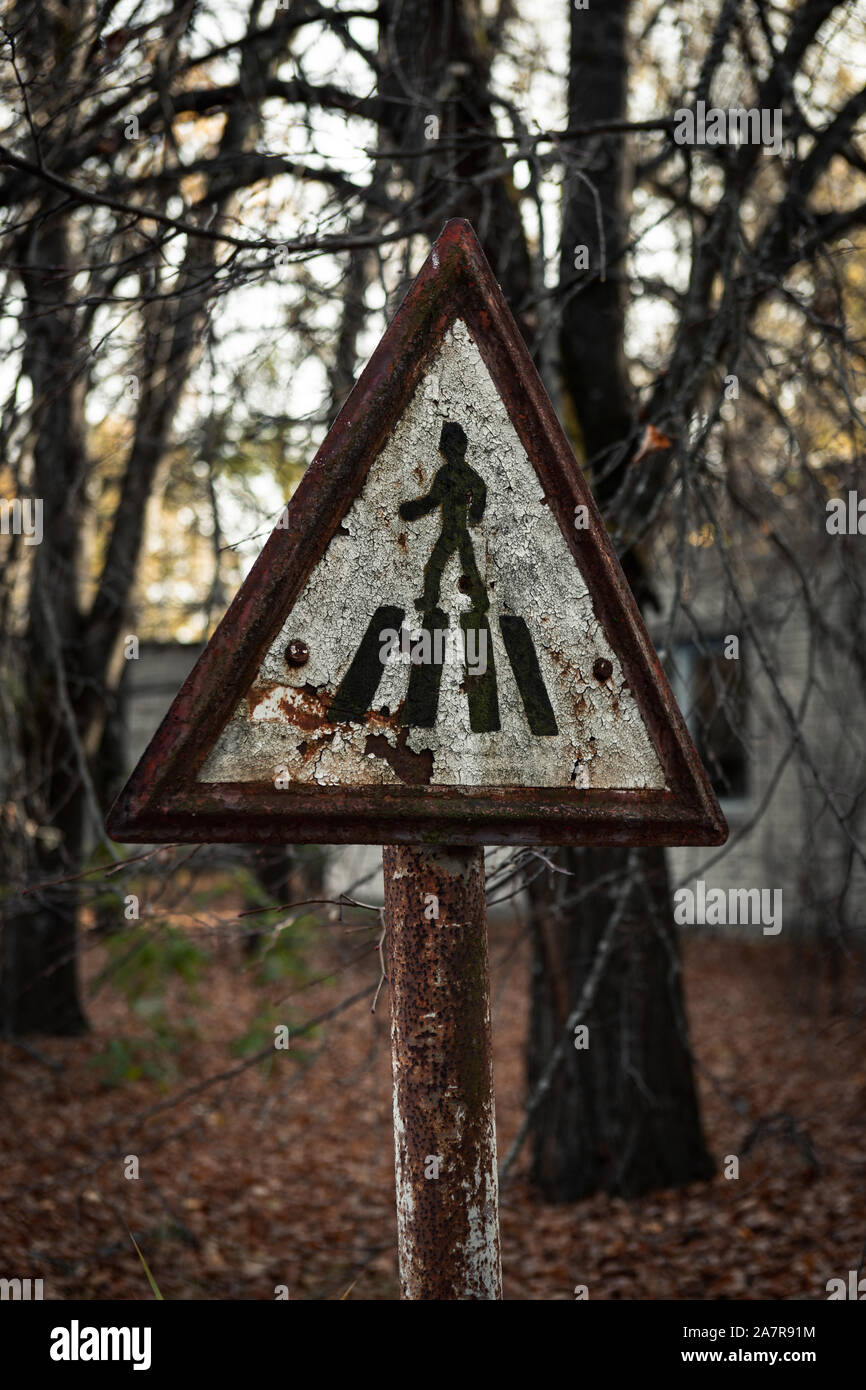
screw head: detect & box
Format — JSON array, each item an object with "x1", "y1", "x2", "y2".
[
  {"x1": 593, "y1": 657, "x2": 613, "y2": 683},
  {"x1": 285, "y1": 640, "x2": 310, "y2": 668}
]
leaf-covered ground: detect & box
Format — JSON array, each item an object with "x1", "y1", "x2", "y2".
[{"x1": 1, "y1": 916, "x2": 862, "y2": 1301}]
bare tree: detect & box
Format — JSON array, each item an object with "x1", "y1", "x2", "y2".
[
  {"x1": 1, "y1": 4, "x2": 864, "y2": 1239},
  {"x1": 522, "y1": 0, "x2": 866, "y2": 1198},
  {"x1": 0, "y1": 0, "x2": 389, "y2": 1033}
]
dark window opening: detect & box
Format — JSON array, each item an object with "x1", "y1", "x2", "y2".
[{"x1": 671, "y1": 640, "x2": 748, "y2": 801}]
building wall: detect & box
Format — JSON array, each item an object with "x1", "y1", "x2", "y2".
[
  {"x1": 121, "y1": 642, "x2": 203, "y2": 773},
  {"x1": 654, "y1": 550, "x2": 866, "y2": 939}
]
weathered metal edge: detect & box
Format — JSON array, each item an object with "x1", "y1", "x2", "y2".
[
  {"x1": 107, "y1": 218, "x2": 727, "y2": 849},
  {"x1": 108, "y1": 792, "x2": 725, "y2": 848}
]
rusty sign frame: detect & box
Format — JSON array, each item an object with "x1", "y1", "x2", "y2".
[{"x1": 107, "y1": 218, "x2": 727, "y2": 849}]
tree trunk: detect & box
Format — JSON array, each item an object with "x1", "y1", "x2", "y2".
[
  {"x1": 378, "y1": 0, "x2": 531, "y2": 324},
  {"x1": 1, "y1": 198, "x2": 90, "y2": 1036},
  {"x1": 527, "y1": 0, "x2": 713, "y2": 1199},
  {"x1": 1, "y1": 815, "x2": 88, "y2": 1038},
  {"x1": 529, "y1": 849, "x2": 713, "y2": 1199},
  {"x1": 1, "y1": 5, "x2": 295, "y2": 1034}
]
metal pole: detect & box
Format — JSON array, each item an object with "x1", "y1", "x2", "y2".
[{"x1": 382, "y1": 843, "x2": 502, "y2": 1300}]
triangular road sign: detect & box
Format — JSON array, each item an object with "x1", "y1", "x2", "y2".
[{"x1": 107, "y1": 219, "x2": 726, "y2": 848}]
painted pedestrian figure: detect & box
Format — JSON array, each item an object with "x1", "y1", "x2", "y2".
[
  {"x1": 399, "y1": 422, "x2": 489, "y2": 614},
  {"x1": 330, "y1": 419, "x2": 557, "y2": 737}
]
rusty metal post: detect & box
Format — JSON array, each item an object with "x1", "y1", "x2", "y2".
[{"x1": 382, "y1": 843, "x2": 502, "y2": 1300}]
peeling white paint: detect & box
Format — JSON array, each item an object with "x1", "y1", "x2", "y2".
[
  {"x1": 454, "y1": 1109, "x2": 500, "y2": 1297},
  {"x1": 199, "y1": 318, "x2": 666, "y2": 791}
]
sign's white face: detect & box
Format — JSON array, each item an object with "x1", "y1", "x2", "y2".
[{"x1": 199, "y1": 318, "x2": 666, "y2": 791}]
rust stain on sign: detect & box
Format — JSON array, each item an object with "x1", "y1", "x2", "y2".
[{"x1": 106, "y1": 218, "x2": 727, "y2": 848}]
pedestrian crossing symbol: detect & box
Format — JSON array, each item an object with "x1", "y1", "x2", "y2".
[
  {"x1": 329, "y1": 419, "x2": 557, "y2": 739},
  {"x1": 107, "y1": 220, "x2": 726, "y2": 849}
]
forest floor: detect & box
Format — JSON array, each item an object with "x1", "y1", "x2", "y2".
[{"x1": 1, "y1": 902, "x2": 863, "y2": 1301}]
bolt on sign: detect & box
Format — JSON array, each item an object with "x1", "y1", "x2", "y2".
[
  {"x1": 108, "y1": 219, "x2": 726, "y2": 1302},
  {"x1": 107, "y1": 220, "x2": 725, "y2": 848}
]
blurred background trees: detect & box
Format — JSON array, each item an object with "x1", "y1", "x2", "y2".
[{"x1": 1, "y1": 0, "x2": 864, "y2": 1216}]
